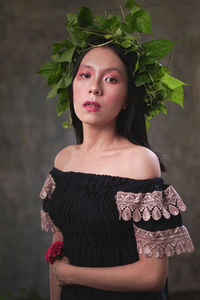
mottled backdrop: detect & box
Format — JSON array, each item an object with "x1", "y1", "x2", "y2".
[{"x1": 0, "y1": 0, "x2": 199, "y2": 298}]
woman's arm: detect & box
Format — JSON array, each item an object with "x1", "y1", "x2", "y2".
[
  {"x1": 50, "y1": 231, "x2": 64, "y2": 300},
  {"x1": 53, "y1": 253, "x2": 168, "y2": 292}
]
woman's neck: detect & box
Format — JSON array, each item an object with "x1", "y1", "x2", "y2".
[{"x1": 81, "y1": 123, "x2": 122, "y2": 153}]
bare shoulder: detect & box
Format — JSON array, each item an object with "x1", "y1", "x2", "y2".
[
  {"x1": 125, "y1": 145, "x2": 161, "y2": 180},
  {"x1": 54, "y1": 144, "x2": 77, "y2": 171}
]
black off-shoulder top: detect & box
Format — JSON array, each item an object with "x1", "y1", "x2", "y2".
[{"x1": 40, "y1": 167, "x2": 194, "y2": 300}]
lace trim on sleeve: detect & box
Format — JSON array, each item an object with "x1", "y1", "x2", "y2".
[
  {"x1": 134, "y1": 224, "x2": 194, "y2": 258},
  {"x1": 40, "y1": 209, "x2": 60, "y2": 233},
  {"x1": 39, "y1": 173, "x2": 59, "y2": 232},
  {"x1": 39, "y1": 173, "x2": 56, "y2": 200},
  {"x1": 115, "y1": 185, "x2": 186, "y2": 222}
]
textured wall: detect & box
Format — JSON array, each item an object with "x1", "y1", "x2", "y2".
[{"x1": 0, "y1": 0, "x2": 199, "y2": 297}]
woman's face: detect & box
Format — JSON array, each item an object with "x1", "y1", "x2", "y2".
[{"x1": 73, "y1": 47, "x2": 128, "y2": 129}]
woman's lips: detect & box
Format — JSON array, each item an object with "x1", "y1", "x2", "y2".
[{"x1": 83, "y1": 101, "x2": 101, "y2": 112}]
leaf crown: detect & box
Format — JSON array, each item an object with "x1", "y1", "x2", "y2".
[{"x1": 37, "y1": 0, "x2": 186, "y2": 129}]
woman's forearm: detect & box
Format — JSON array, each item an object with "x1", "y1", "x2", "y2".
[
  {"x1": 69, "y1": 255, "x2": 168, "y2": 292},
  {"x1": 50, "y1": 264, "x2": 61, "y2": 300},
  {"x1": 50, "y1": 231, "x2": 64, "y2": 300}
]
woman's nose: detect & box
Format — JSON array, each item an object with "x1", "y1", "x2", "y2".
[{"x1": 89, "y1": 80, "x2": 103, "y2": 96}]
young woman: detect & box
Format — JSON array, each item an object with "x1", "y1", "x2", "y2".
[{"x1": 40, "y1": 43, "x2": 194, "y2": 300}]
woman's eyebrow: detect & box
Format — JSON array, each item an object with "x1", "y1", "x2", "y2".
[
  {"x1": 80, "y1": 64, "x2": 123, "y2": 74},
  {"x1": 106, "y1": 67, "x2": 123, "y2": 74}
]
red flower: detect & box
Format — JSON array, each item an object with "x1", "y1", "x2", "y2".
[{"x1": 44, "y1": 241, "x2": 64, "y2": 264}]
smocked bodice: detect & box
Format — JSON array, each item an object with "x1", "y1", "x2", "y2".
[{"x1": 40, "y1": 167, "x2": 194, "y2": 300}]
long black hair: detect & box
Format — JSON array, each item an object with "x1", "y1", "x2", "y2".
[{"x1": 68, "y1": 41, "x2": 166, "y2": 172}]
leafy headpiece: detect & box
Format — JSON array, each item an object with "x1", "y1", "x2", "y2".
[{"x1": 38, "y1": 0, "x2": 185, "y2": 129}]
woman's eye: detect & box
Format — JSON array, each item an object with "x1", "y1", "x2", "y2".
[
  {"x1": 80, "y1": 73, "x2": 90, "y2": 78},
  {"x1": 105, "y1": 77, "x2": 117, "y2": 83}
]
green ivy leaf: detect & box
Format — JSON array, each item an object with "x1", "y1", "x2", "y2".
[
  {"x1": 125, "y1": 0, "x2": 141, "y2": 13},
  {"x1": 130, "y1": 6, "x2": 141, "y2": 14},
  {"x1": 121, "y1": 14, "x2": 136, "y2": 33},
  {"x1": 52, "y1": 41, "x2": 72, "y2": 55},
  {"x1": 121, "y1": 9, "x2": 151, "y2": 34},
  {"x1": 141, "y1": 40, "x2": 175, "y2": 64},
  {"x1": 107, "y1": 14, "x2": 121, "y2": 25},
  {"x1": 47, "y1": 74, "x2": 72, "y2": 99},
  {"x1": 97, "y1": 15, "x2": 121, "y2": 33},
  {"x1": 146, "y1": 100, "x2": 167, "y2": 117},
  {"x1": 78, "y1": 7, "x2": 93, "y2": 27},
  {"x1": 66, "y1": 13, "x2": 78, "y2": 28},
  {"x1": 145, "y1": 117, "x2": 151, "y2": 131},
  {"x1": 70, "y1": 29, "x2": 88, "y2": 47},
  {"x1": 115, "y1": 27, "x2": 122, "y2": 35},
  {"x1": 37, "y1": 61, "x2": 55, "y2": 77},
  {"x1": 146, "y1": 64, "x2": 169, "y2": 82},
  {"x1": 160, "y1": 73, "x2": 186, "y2": 89},
  {"x1": 167, "y1": 86, "x2": 184, "y2": 108},
  {"x1": 56, "y1": 89, "x2": 69, "y2": 116},
  {"x1": 134, "y1": 10, "x2": 152, "y2": 34},
  {"x1": 135, "y1": 72, "x2": 151, "y2": 87},
  {"x1": 95, "y1": 15, "x2": 106, "y2": 29},
  {"x1": 37, "y1": 61, "x2": 63, "y2": 85},
  {"x1": 51, "y1": 47, "x2": 76, "y2": 63},
  {"x1": 62, "y1": 120, "x2": 72, "y2": 128},
  {"x1": 47, "y1": 71, "x2": 63, "y2": 85}
]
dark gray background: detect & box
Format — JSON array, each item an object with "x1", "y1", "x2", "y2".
[{"x1": 0, "y1": 0, "x2": 199, "y2": 297}]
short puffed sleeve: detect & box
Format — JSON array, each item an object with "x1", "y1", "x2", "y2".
[
  {"x1": 39, "y1": 172, "x2": 60, "y2": 233},
  {"x1": 115, "y1": 179, "x2": 194, "y2": 258}
]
